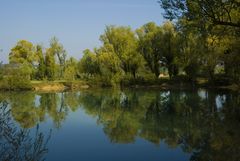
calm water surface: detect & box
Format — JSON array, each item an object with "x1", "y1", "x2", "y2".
[{"x1": 0, "y1": 89, "x2": 239, "y2": 161}]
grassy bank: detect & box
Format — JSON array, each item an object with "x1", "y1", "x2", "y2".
[
  {"x1": 31, "y1": 80, "x2": 90, "y2": 92},
  {"x1": 0, "y1": 80, "x2": 90, "y2": 92}
]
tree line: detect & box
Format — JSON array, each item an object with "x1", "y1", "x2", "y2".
[{"x1": 0, "y1": 0, "x2": 239, "y2": 88}]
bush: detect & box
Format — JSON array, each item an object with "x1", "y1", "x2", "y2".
[
  {"x1": 0, "y1": 77, "x2": 31, "y2": 90},
  {"x1": 0, "y1": 64, "x2": 32, "y2": 90}
]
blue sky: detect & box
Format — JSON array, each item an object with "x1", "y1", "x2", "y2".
[{"x1": 0, "y1": 0, "x2": 164, "y2": 63}]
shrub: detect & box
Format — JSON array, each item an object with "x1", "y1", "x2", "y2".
[{"x1": 0, "y1": 64, "x2": 32, "y2": 90}]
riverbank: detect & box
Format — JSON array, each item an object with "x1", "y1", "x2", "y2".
[
  {"x1": 0, "y1": 80, "x2": 90, "y2": 92},
  {"x1": 0, "y1": 78, "x2": 239, "y2": 92},
  {"x1": 122, "y1": 81, "x2": 240, "y2": 91},
  {"x1": 31, "y1": 80, "x2": 90, "y2": 92}
]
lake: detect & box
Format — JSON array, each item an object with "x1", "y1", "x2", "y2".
[{"x1": 0, "y1": 89, "x2": 239, "y2": 161}]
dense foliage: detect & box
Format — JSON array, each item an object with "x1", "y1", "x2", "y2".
[{"x1": 0, "y1": 1, "x2": 239, "y2": 88}]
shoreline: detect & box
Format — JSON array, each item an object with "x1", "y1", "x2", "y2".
[{"x1": 0, "y1": 80, "x2": 239, "y2": 92}]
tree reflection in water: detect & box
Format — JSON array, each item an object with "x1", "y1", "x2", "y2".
[
  {"x1": 0, "y1": 89, "x2": 239, "y2": 161},
  {"x1": 0, "y1": 101, "x2": 51, "y2": 161},
  {"x1": 78, "y1": 89, "x2": 240, "y2": 161}
]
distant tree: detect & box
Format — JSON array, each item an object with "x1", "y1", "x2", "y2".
[
  {"x1": 64, "y1": 57, "x2": 78, "y2": 81},
  {"x1": 96, "y1": 44, "x2": 122, "y2": 75},
  {"x1": 49, "y1": 37, "x2": 67, "y2": 78},
  {"x1": 0, "y1": 63, "x2": 32, "y2": 90},
  {"x1": 9, "y1": 40, "x2": 38, "y2": 65},
  {"x1": 0, "y1": 61, "x2": 3, "y2": 80},
  {"x1": 100, "y1": 26, "x2": 144, "y2": 78},
  {"x1": 176, "y1": 31, "x2": 203, "y2": 81},
  {"x1": 160, "y1": 21, "x2": 179, "y2": 78},
  {"x1": 136, "y1": 22, "x2": 163, "y2": 78},
  {"x1": 95, "y1": 45, "x2": 123, "y2": 85},
  {"x1": 222, "y1": 37, "x2": 240, "y2": 83},
  {"x1": 36, "y1": 45, "x2": 46, "y2": 80},
  {"x1": 45, "y1": 48, "x2": 56, "y2": 80},
  {"x1": 9, "y1": 40, "x2": 38, "y2": 79},
  {"x1": 78, "y1": 49, "x2": 100, "y2": 75},
  {"x1": 159, "y1": 0, "x2": 240, "y2": 84}
]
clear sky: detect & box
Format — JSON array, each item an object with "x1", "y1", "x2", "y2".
[{"x1": 0, "y1": 0, "x2": 164, "y2": 63}]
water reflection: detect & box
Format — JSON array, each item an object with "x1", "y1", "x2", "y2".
[
  {"x1": 0, "y1": 89, "x2": 239, "y2": 161},
  {"x1": 0, "y1": 101, "x2": 51, "y2": 161}
]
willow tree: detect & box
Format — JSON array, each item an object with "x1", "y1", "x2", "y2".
[
  {"x1": 45, "y1": 48, "x2": 56, "y2": 80},
  {"x1": 9, "y1": 40, "x2": 38, "y2": 79},
  {"x1": 78, "y1": 49, "x2": 100, "y2": 75},
  {"x1": 49, "y1": 37, "x2": 67, "y2": 78},
  {"x1": 35, "y1": 45, "x2": 46, "y2": 80},
  {"x1": 9, "y1": 40, "x2": 38, "y2": 65},
  {"x1": 159, "y1": 0, "x2": 240, "y2": 28},
  {"x1": 64, "y1": 57, "x2": 78, "y2": 81},
  {"x1": 96, "y1": 44, "x2": 123, "y2": 85},
  {"x1": 160, "y1": 21, "x2": 179, "y2": 78},
  {"x1": 100, "y1": 26, "x2": 144, "y2": 78},
  {"x1": 137, "y1": 22, "x2": 179, "y2": 78},
  {"x1": 159, "y1": 0, "x2": 240, "y2": 83},
  {"x1": 136, "y1": 22, "x2": 162, "y2": 78}
]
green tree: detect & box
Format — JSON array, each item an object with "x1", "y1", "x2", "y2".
[
  {"x1": 9, "y1": 40, "x2": 38, "y2": 79},
  {"x1": 49, "y1": 37, "x2": 67, "y2": 79},
  {"x1": 64, "y1": 57, "x2": 78, "y2": 81},
  {"x1": 96, "y1": 45, "x2": 123, "y2": 85},
  {"x1": 9, "y1": 40, "x2": 38, "y2": 65},
  {"x1": 223, "y1": 37, "x2": 240, "y2": 83},
  {"x1": 0, "y1": 61, "x2": 3, "y2": 80},
  {"x1": 97, "y1": 45, "x2": 122, "y2": 75},
  {"x1": 201, "y1": 35, "x2": 225, "y2": 81},
  {"x1": 177, "y1": 33, "x2": 201, "y2": 81},
  {"x1": 100, "y1": 26, "x2": 143, "y2": 78},
  {"x1": 159, "y1": 0, "x2": 240, "y2": 28},
  {"x1": 160, "y1": 21, "x2": 179, "y2": 78},
  {"x1": 136, "y1": 22, "x2": 162, "y2": 78},
  {"x1": 0, "y1": 63, "x2": 32, "y2": 90},
  {"x1": 78, "y1": 49, "x2": 100, "y2": 75},
  {"x1": 36, "y1": 45, "x2": 46, "y2": 80},
  {"x1": 45, "y1": 48, "x2": 56, "y2": 80},
  {"x1": 159, "y1": 0, "x2": 240, "y2": 84},
  {"x1": 137, "y1": 22, "x2": 179, "y2": 78}
]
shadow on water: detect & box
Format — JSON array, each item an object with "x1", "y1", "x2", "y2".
[{"x1": 0, "y1": 89, "x2": 239, "y2": 161}]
